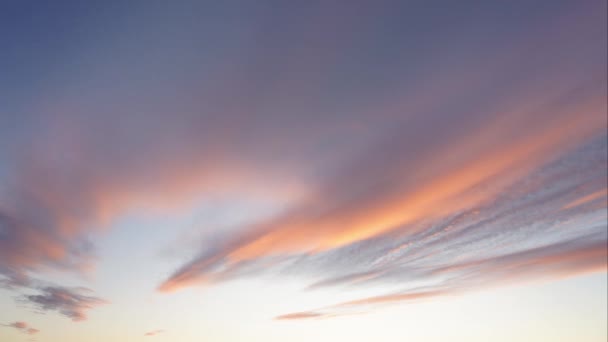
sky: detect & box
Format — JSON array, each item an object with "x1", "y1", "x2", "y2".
[{"x1": 0, "y1": 1, "x2": 606, "y2": 341}]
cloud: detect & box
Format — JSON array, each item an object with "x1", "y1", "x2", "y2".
[
  {"x1": 306, "y1": 270, "x2": 384, "y2": 290},
  {"x1": 20, "y1": 286, "x2": 107, "y2": 321},
  {"x1": 161, "y1": 132, "x2": 607, "y2": 317},
  {"x1": 276, "y1": 312, "x2": 325, "y2": 320},
  {"x1": 0, "y1": 0, "x2": 605, "y2": 323},
  {"x1": 277, "y1": 237, "x2": 607, "y2": 319},
  {"x1": 2, "y1": 321, "x2": 40, "y2": 335},
  {"x1": 144, "y1": 329, "x2": 165, "y2": 337},
  {"x1": 562, "y1": 188, "x2": 608, "y2": 210},
  {"x1": 159, "y1": 89, "x2": 607, "y2": 292}
]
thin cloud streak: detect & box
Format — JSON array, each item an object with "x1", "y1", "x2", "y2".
[
  {"x1": 275, "y1": 312, "x2": 325, "y2": 321},
  {"x1": 562, "y1": 188, "x2": 608, "y2": 210},
  {"x1": 144, "y1": 329, "x2": 165, "y2": 337},
  {"x1": 2, "y1": 321, "x2": 40, "y2": 335}
]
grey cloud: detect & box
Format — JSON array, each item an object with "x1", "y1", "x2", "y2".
[{"x1": 20, "y1": 286, "x2": 107, "y2": 322}]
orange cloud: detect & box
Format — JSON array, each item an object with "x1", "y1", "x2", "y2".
[
  {"x1": 160, "y1": 87, "x2": 607, "y2": 292},
  {"x1": 276, "y1": 312, "x2": 325, "y2": 320},
  {"x1": 562, "y1": 188, "x2": 608, "y2": 210}
]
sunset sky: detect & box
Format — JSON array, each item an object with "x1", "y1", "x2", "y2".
[{"x1": 0, "y1": 1, "x2": 607, "y2": 341}]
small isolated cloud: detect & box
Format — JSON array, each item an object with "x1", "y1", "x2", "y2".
[
  {"x1": 144, "y1": 329, "x2": 165, "y2": 336},
  {"x1": 21, "y1": 286, "x2": 107, "y2": 321},
  {"x1": 275, "y1": 312, "x2": 324, "y2": 320},
  {"x1": 2, "y1": 321, "x2": 40, "y2": 335}
]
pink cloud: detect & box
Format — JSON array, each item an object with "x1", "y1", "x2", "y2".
[
  {"x1": 22, "y1": 286, "x2": 108, "y2": 322},
  {"x1": 3, "y1": 321, "x2": 40, "y2": 335},
  {"x1": 144, "y1": 329, "x2": 165, "y2": 337}
]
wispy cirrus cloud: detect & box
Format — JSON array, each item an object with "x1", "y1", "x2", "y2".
[
  {"x1": 276, "y1": 312, "x2": 325, "y2": 321},
  {"x1": 159, "y1": 92, "x2": 607, "y2": 293},
  {"x1": 154, "y1": 2, "x2": 607, "y2": 308},
  {"x1": 160, "y1": 130, "x2": 607, "y2": 317},
  {"x1": 277, "y1": 235, "x2": 607, "y2": 319},
  {"x1": 2, "y1": 321, "x2": 40, "y2": 335},
  {"x1": 144, "y1": 329, "x2": 165, "y2": 337}
]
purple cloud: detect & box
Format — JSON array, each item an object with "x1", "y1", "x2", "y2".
[{"x1": 20, "y1": 286, "x2": 107, "y2": 322}]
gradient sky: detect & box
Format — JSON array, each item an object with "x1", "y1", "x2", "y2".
[{"x1": 0, "y1": 1, "x2": 607, "y2": 341}]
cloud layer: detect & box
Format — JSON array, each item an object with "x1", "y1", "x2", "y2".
[
  {"x1": 161, "y1": 133, "x2": 607, "y2": 318},
  {"x1": 0, "y1": 0, "x2": 605, "y2": 322}
]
